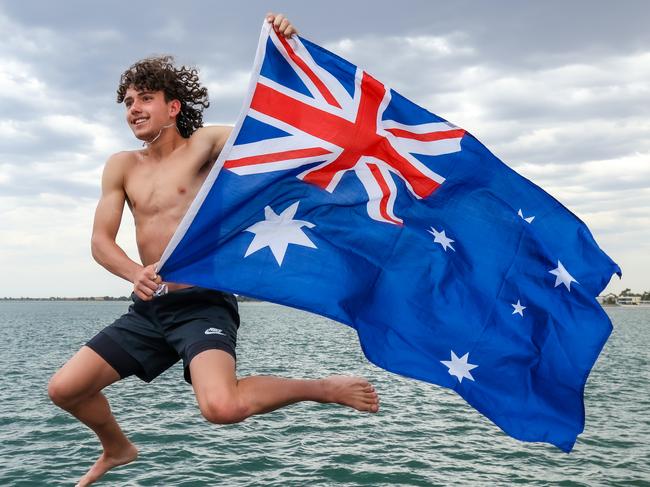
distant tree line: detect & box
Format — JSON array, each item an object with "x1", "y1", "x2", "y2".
[
  {"x1": 1, "y1": 296, "x2": 130, "y2": 301},
  {"x1": 1, "y1": 294, "x2": 262, "y2": 302},
  {"x1": 619, "y1": 288, "x2": 650, "y2": 300},
  {"x1": 600, "y1": 289, "x2": 650, "y2": 305}
]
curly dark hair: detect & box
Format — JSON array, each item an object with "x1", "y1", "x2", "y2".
[{"x1": 116, "y1": 55, "x2": 209, "y2": 138}]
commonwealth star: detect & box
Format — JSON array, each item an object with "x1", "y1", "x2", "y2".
[
  {"x1": 441, "y1": 351, "x2": 478, "y2": 383},
  {"x1": 244, "y1": 202, "x2": 316, "y2": 265}
]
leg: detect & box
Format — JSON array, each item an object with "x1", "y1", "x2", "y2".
[
  {"x1": 190, "y1": 350, "x2": 380, "y2": 425},
  {"x1": 48, "y1": 346, "x2": 138, "y2": 486}
]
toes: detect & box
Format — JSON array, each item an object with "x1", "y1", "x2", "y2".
[
  {"x1": 365, "y1": 403, "x2": 379, "y2": 413},
  {"x1": 363, "y1": 391, "x2": 378, "y2": 400},
  {"x1": 353, "y1": 390, "x2": 378, "y2": 401}
]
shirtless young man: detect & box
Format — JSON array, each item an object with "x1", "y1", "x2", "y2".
[{"x1": 47, "y1": 14, "x2": 379, "y2": 487}]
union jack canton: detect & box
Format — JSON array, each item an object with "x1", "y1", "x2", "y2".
[{"x1": 223, "y1": 31, "x2": 465, "y2": 226}]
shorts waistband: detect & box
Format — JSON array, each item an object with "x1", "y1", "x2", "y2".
[{"x1": 132, "y1": 286, "x2": 229, "y2": 300}]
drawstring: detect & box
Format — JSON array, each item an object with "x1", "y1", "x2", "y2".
[
  {"x1": 143, "y1": 122, "x2": 177, "y2": 147},
  {"x1": 153, "y1": 266, "x2": 168, "y2": 297}
]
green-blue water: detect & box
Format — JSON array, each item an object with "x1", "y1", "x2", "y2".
[{"x1": 0, "y1": 302, "x2": 648, "y2": 486}]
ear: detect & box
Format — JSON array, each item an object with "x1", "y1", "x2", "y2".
[{"x1": 169, "y1": 99, "x2": 181, "y2": 118}]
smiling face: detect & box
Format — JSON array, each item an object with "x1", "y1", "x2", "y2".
[{"x1": 123, "y1": 87, "x2": 180, "y2": 141}]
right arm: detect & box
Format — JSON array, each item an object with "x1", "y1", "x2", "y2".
[{"x1": 90, "y1": 153, "x2": 160, "y2": 300}]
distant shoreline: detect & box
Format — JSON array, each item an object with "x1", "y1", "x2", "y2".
[
  {"x1": 0, "y1": 295, "x2": 262, "y2": 303},
  {"x1": 2, "y1": 298, "x2": 648, "y2": 309}
]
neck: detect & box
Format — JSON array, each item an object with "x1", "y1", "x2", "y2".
[{"x1": 141, "y1": 124, "x2": 183, "y2": 159}]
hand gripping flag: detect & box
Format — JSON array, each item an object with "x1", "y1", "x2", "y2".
[{"x1": 159, "y1": 22, "x2": 620, "y2": 451}]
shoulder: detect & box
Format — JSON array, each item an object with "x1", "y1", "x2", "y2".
[
  {"x1": 105, "y1": 150, "x2": 137, "y2": 167},
  {"x1": 101, "y1": 151, "x2": 137, "y2": 185}
]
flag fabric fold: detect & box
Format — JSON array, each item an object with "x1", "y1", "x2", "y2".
[{"x1": 159, "y1": 22, "x2": 620, "y2": 452}]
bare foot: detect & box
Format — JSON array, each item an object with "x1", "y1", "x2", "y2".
[
  {"x1": 321, "y1": 376, "x2": 380, "y2": 412},
  {"x1": 75, "y1": 443, "x2": 138, "y2": 487}
]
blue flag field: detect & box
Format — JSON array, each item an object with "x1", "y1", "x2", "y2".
[{"x1": 158, "y1": 22, "x2": 621, "y2": 452}]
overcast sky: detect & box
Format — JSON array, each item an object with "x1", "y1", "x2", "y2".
[{"x1": 1, "y1": 0, "x2": 648, "y2": 297}]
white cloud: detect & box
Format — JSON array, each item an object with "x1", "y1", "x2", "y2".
[
  {"x1": 403, "y1": 34, "x2": 474, "y2": 57},
  {"x1": 203, "y1": 69, "x2": 250, "y2": 100},
  {"x1": 40, "y1": 114, "x2": 125, "y2": 155},
  {"x1": 0, "y1": 196, "x2": 138, "y2": 297},
  {"x1": 0, "y1": 58, "x2": 52, "y2": 107},
  {"x1": 326, "y1": 33, "x2": 473, "y2": 59},
  {"x1": 0, "y1": 119, "x2": 38, "y2": 141},
  {"x1": 0, "y1": 12, "x2": 60, "y2": 56}
]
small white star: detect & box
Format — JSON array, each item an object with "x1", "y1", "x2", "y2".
[
  {"x1": 244, "y1": 202, "x2": 316, "y2": 266},
  {"x1": 428, "y1": 227, "x2": 455, "y2": 252},
  {"x1": 517, "y1": 208, "x2": 535, "y2": 223},
  {"x1": 549, "y1": 260, "x2": 578, "y2": 291},
  {"x1": 441, "y1": 351, "x2": 478, "y2": 383},
  {"x1": 511, "y1": 300, "x2": 526, "y2": 317}
]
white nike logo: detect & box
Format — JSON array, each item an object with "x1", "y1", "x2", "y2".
[{"x1": 204, "y1": 327, "x2": 225, "y2": 335}]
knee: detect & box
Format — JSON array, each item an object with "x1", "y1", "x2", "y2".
[
  {"x1": 199, "y1": 397, "x2": 249, "y2": 425},
  {"x1": 47, "y1": 374, "x2": 81, "y2": 410}
]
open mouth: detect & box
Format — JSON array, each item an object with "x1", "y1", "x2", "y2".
[{"x1": 132, "y1": 117, "x2": 149, "y2": 126}]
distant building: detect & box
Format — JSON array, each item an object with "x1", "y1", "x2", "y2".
[
  {"x1": 617, "y1": 295, "x2": 641, "y2": 305},
  {"x1": 597, "y1": 293, "x2": 618, "y2": 305}
]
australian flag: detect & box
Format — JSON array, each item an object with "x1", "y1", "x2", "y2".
[{"x1": 159, "y1": 22, "x2": 621, "y2": 452}]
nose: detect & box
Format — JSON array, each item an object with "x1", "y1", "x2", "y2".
[{"x1": 129, "y1": 100, "x2": 142, "y2": 116}]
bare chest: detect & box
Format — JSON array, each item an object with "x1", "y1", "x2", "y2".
[{"x1": 124, "y1": 160, "x2": 209, "y2": 218}]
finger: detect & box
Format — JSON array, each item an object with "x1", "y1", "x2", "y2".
[
  {"x1": 279, "y1": 18, "x2": 290, "y2": 34},
  {"x1": 135, "y1": 289, "x2": 150, "y2": 301},
  {"x1": 141, "y1": 279, "x2": 159, "y2": 292},
  {"x1": 147, "y1": 267, "x2": 158, "y2": 280},
  {"x1": 285, "y1": 26, "x2": 297, "y2": 37},
  {"x1": 266, "y1": 12, "x2": 275, "y2": 22},
  {"x1": 145, "y1": 280, "x2": 158, "y2": 292},
  {"x1": 145, "y1": 265, "x2": 158, "y2": 282},
  {"x1": 153, "y1": 275, "x2": 163, "y2": 285},
  {"x1": 139, "y1": 282, "x2": 155, "y2": 295},
  {"x1": 273, "y1": 14, "x2": 285, "y2": 30}
]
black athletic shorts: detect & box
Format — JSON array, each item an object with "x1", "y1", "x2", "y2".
[{"x1": 86, "y1": 287, "x2": 239, "y2": 384}]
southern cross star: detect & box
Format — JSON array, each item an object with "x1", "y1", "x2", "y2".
[
  {"x1": 428, "y1": 227, "x2": 455, "y2": 252},
  {"x1": 511, "y1": 299, "x2": 526, "y2": 317},
  {"x1": 517, "y1": 208, "x2": 535, "y2": 223},
  {"x1": 244, "y1": 201, "x2": 316, "y2": 266},
  {"x1": 549, "y1": 260, "x2": 578, "y2": 291},
  {"x1": 441, "y1": 350, "x2": 478, "y2": 383}
]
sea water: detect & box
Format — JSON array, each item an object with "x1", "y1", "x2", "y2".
[{"x1": 0, "y1": 301, "x2": 648, "y2": 486}]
